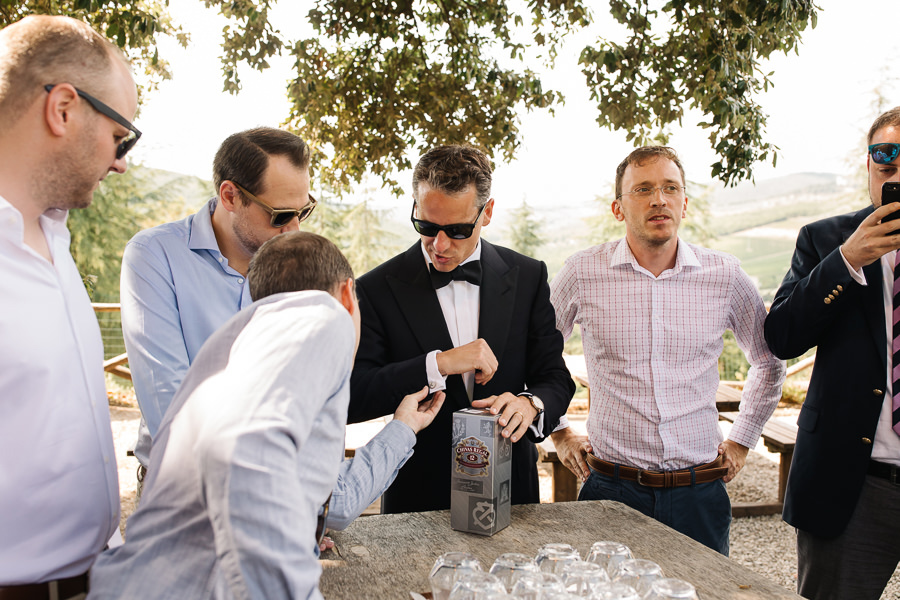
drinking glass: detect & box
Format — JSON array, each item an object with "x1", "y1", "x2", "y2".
[
  {"x1": 489, "y1": 553, "x2": 539, "y2": 591},
  {"x1": 589, "y1": 582, "x2": 641, "y2": 600},
  {"x1": 448, "y1": 571, "x2": 506, "y2": 600},
  {"x1": 509, "y1": 572, "x2": 565, "y2": 599},
  {"x1": 561, "y1": 561, "x2": 610, "y2": 596},
  {"x1": 640, "y1": 578, "x2": 698, "y2": 600},
  {"x1": 534, "y1": 543, "x2": 581, "y2": 574},
  {"x1": 585, "y1": 541, "x2": 633, "y2": 576},
  {"x1": 611, "y1": 559, "x2": 663, "y2": 595},
  {"x1": 430, "y1": 552, "x2": 484, "y2": 600}
]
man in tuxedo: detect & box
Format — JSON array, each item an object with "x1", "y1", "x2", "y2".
[
  {"x1": 765, "y1": 107, "x2": 900, "y2": 599},
  {"x1": 349, "y1": 144, "x2": 574, "y2": 514}
]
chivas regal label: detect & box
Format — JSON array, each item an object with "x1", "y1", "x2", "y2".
[{"x1": 455, "y1": 436, "x2": 490, "y2": 476}]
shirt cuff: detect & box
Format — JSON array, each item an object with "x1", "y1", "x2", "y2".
[
  {"x1": 839, "y1": 245, "x2": 867, "y2": 285},
  {"x1": 552, "y1": 414, "x2": 570, "y2": 433},
  {"x1": 425, "y1": 350, "x2": 448, "y2": 392}
]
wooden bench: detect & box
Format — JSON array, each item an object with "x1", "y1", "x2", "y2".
[{"x1": 718, "y1": 411, "x2": 797, "y2": 517}]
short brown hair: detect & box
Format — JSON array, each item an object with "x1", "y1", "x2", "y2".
[
  {"x1": 615, "y1": 146, "x2": 686, "y2": 198},
  {"x1": 213, "y1": 128, "x2": 311, "y2": 206},
  {"x1": 868, "y1": 107, "x2": 900, "y2": 145},
  {"x1": 0, "y1": 16, "x2": 120, "y2": 131},
  {"x1": 248, "y1": 231, "x2": 354, "y2": 301},
  {"x1": 412, "y1": 145, "x2": 492, "y2": 207}
]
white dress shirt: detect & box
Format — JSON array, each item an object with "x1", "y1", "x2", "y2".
[
  {"x1": 423, "y1": 242, "x2": 482, "y2": 399},
  {"x1": 90, "y1": 292, "x2": 356, "y2": 599},
  {"x1": 838, "y1": 247, "x2": 900, "y2": 466},
  {"x1": 551, "y1": 238, "x2": 785, "y2": 470},
  {"x1": 0, "y1": 196, "x2": 119, "y2": 584}
]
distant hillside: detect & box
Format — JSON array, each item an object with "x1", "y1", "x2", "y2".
[
  {"x1": 486, "y1": 171, "x2": 869, "y2": 299},
  {"x1": 126, "y1": 167, "x2": 868, "y2": 302}
]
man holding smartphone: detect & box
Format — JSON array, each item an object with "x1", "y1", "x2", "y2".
[{"x1": 765, "y1": 107, "x2": 900, "y2": 599}]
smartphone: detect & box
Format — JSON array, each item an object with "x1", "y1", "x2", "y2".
[{"x1": 882, "y1": 182, "x2": 900, "y2": 222}]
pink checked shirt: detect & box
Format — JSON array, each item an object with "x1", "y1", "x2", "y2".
[{"x1": 550, "y1": 239, "x2": 785, "y2": 470}]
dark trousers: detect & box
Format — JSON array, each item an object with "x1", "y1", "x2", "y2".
[
  {"x1": 578, "y1": 466, "x2": 732, "y2": 555},
  {"x1": 797, "y1": 475, "x2": 900, "y2": 600}
]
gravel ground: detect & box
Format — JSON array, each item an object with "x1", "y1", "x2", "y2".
[{"x1": 108, "y1": 405, "x2": 900, "y2": 599}]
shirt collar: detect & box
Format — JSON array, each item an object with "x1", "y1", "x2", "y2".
[
  {"x1": 610, "y1": 237, "x2": 700, "y2": 278},
  {"x1": 0, "y1": 195, "x2": 69, "y2": 245},
  {"x1": 420, "y1": 238, "x2": 483, "y2": 268},
  {"x1": 187, "y1": 197, "x2": 222, "y2": 253}
]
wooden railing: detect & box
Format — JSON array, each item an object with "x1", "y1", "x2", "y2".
[{"x1": 92, "y1": 303, "x2": 131, "y2": 381}]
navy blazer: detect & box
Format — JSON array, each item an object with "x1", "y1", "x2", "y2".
[
  {"x1": 349, "y1": 240, "x2": 574, "y2": 514},
  {"x1": 765, "y1": 205, "x2": 888, "y2": 539}
]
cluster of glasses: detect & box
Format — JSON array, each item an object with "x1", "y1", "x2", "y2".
[{"x1": 428, "y1": 543, "x2": 699, "y2": 600}]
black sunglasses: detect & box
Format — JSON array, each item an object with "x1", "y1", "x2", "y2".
[
  {"x1": 410, "y1": 201, "x2": 487, "y2": 240},
  {"x1": 232, "y1": 181, "x2": 317, "y2": 228},
  {"x1": 869, "y1": 143, "x2": 900, "y2": 165},
  {"x1": 44, "y1": 84, "x2": 141, "y2": 160}
]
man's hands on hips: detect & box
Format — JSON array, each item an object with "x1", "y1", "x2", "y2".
[
  {"x1": 393, "y1": 386, "x2": 446, "y2": 434},
  {"x1": 841, "y1": 204, "x2": 900, "y2": 271},
  {"x1": 717, "y1": 439, "x2": 750, "y2": 483},
  {"x1": 436, "y1": 338, "x2": 498, "y2": 385},
  {"x1": 471, "y1": 392, "x2": 536, "y2": 442},
  {"x1": 550, "y1": 428, "x2": 593, "y2": 482}
]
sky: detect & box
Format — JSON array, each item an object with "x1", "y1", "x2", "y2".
[{"x1": 127, "y1": 0, "x2": 900, "y2": 221}]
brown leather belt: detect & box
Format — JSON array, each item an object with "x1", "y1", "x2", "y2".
[
  {"x1": 585, "y1": 454, "x2": 728, "y2": 488},
  {"x1": 0, "y1": 573, "x2": 88, "y2": 600}
]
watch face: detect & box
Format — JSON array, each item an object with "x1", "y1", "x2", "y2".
[{"x1": 532, "y1": 396, "x2": 544, "y2": 411}]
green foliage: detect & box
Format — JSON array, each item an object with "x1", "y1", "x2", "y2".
[
  {"x1": 718, "y1": 330, "x2": 749, "y2": 381},
  {"x1": 582, "y1": 0, "x2": 817, "y2": 185},
  {"x1": 507, "y1": 199, "x2": 544, "y2": 258},
  {"x1": 66, "y1": 165, "x2": 203, "y2": 301},
  {"x1": 0, "y1": 0, "x2": 189, "y2": 94},
  {"x1": 8, "y1": 0, "x2": 819, "y2": 192},
  {"x1": 68, "y1": 170, "x2": 144, "y2": 301},
  {"x1": 303, "y1": 192, "x2": 405, "y2": 276}
]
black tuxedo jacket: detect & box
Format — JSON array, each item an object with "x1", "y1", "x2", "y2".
[
  {"x1": 765, "y1": 205, "x2": 888, "y2": 538},
  {"x1": 349, "y1": 240, "x2": 574, "y2": 514}
]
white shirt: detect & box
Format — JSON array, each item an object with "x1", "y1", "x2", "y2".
[
  {"x1": 551, "y1": 239, "x2": 785, "y2": 470},
  {"x1": 838, "y1": 247, "x2": 900, "y2": 466},
  {"x1": 423, "y1": 242, "x2": 482, "y2": 399},
  {"x1": 0, "y1": 196, "x2": 119, "y2": 584},
  {"x1": 421, "y1": 242, "x2": 548, "y2": 433},
  {"x1": 91, "y1": 292, "x2": 356, "y2": 599}
]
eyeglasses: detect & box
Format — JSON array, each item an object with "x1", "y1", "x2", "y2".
[
  {"x1": 617, "y1": 184, "x2": 685, "y2": 199},
  {"x1": 869, "y1": 143, "x2": 900, "y2": 165},
  {"x1": 231, "y1": 181, "x2": 317, "y2": 228},
  {"x1": 44, "y1": 84, "x2": 142, "y2": 159},
  {"x1": 410, "y1": 201, "x2": 487, "y2": 240}
]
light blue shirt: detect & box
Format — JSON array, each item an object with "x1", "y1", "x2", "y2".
[
  {"x1": 120, "y1": 198, "x2": 253, "y2": 465},
  {"x1": 90, "y1": 292, "x2": 414, "y2": 599}
]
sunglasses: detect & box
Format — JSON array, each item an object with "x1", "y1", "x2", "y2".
[
  {"x1": 44, "y1": 84, "x2": 142, "y2": 159},
  {"x1": 410, "y1": 201, "x2": 487, "y2": 240},
  {"x1": 869, "y1": 143, "x2": 900, "y2": 165},
  {"x1": 232, "y1": 181, "x2": 317, "y2": 228}
]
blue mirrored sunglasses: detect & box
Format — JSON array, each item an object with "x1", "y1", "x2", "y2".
[{"x1": 869, "y1": 143, "x2": 900, "y2": 165}]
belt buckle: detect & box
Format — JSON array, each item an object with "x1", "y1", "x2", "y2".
[
  {"x1": 635, "y1": 470, "x2": 647, "y2": 486},
  {"x1": 892, "y1": 465, "x2": 899, "y2": 486}
]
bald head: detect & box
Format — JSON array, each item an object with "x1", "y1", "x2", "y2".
[{"x1": 0, "y1": 16, "x2": 126, "y2": 133}]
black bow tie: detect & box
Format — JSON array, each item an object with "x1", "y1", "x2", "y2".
[{"x1": 429, "y1": 261, "x2": 482, "y2": 289}]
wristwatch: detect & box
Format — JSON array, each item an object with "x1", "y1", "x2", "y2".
[{"x1": 518, "y1": 393, "x2": 544, "y2": 422}]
